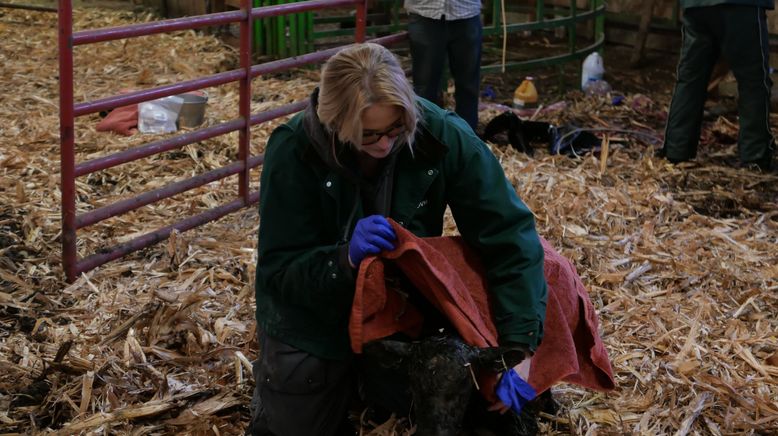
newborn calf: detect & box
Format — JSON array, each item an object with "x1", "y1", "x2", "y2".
[{"x1": 364, "y1": 335, "x2": 527, "y2": 436}]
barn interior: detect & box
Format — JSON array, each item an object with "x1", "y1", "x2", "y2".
[{"x1": 0, "y1": 0, "x2": 777, "y2": 434}]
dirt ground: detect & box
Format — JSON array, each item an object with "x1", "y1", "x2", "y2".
[{"x1": 1, "y1": 2, "x2": 777, "y2": 435}]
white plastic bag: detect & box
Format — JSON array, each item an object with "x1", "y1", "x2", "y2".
[{"x1": 139, "y1": 96, "x2": 184, "y2": 134}]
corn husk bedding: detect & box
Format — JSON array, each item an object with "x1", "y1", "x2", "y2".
[{"x1": 1, "y1": 5, "x2": 777, "y2": 435}]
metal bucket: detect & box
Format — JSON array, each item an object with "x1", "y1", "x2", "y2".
[{"x1": 177, "y1": 92, "x2": 208, "y2": 128}]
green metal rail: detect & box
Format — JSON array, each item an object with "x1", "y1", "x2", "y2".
[
  {"x1": 255, "y1": 0, "x2": 606, "y2": 75},
  {"x1": 481, "y1": 0, "x2": 605, "y2": 73},
  {"x1": 312, "y1": 0, "x2": 403, "y2": 38},
  {"x1": 253, "y1": 0, "x2": 314, "y2": 57}
]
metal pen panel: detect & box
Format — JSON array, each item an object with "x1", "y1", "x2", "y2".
[
  {"x1": 75, "y1": 119, "x2": 246, "y2": 177},
  {"x1": 75, "y1": 196, "x2": 256, "y2": 276},
  {"x1": 72, "y1": 10, "x2": 246, "y2": 45},
  {"x1": 239, "y1": 0, "x2": 253, "y2": 202},
  {"x1": 74, "y1": 70, "x2": 245, "y2": 117},
  {"x1": 59, "y1": 0, "x2": 77, "y2": 282},
  {"x1": 76, "y1": 160, "x2": 248, "y2": 229},
  {"x1": 355, "y1": 0, "x2": 366, "y2": 42},
  {"x1": 59, "y1": 0, "x2": 408, "y2": 281}
]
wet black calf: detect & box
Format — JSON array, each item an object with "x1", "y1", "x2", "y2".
[
  {"x1": 363, "y1": 335, "x2": 527, "y2": 436},
  {"x1": 481, "y1": 111, "x2": 552, "y2": 156}
]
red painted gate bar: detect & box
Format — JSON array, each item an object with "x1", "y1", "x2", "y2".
[{"x1": 58, "y1": 0, "x2": 409, "y2": 282}]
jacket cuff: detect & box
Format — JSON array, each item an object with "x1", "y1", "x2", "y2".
[{"x1": 498, "y1": 322, "x2": 543, "y2": 352}]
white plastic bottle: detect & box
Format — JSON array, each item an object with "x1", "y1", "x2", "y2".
[{"x1": 581, "y1": 52, "x2": 605, "y2": 90}]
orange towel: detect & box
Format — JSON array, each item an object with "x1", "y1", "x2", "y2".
[
  {"x1": 349, "y1": 220, "x2": 615, "y2": 401},
  {"x1": 96, "y1": 104, "x2": 138, "y2": 136}
]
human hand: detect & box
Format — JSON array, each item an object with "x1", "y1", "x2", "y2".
[
  {"x1": 488, "y1": 398, "x2": 511, "y2": 415},
  {"x1": 487, "y1": 371, "x2": 511, "y2": 414},
  {"x1": 493, "y1": 368, "x2": 537, "y2": 415},
  {"x1": 348, "y1": 215, "x2": 397, "y2": 268}
]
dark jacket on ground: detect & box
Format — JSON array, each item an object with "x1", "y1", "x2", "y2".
[{"x1": 255, "y1": 93, "x2": 547, "y2": 360}]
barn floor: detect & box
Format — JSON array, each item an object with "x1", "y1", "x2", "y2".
[{"x1": 1, "y1": 3, "x2": 777, "y2": 436}]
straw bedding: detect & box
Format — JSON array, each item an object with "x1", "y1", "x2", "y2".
[{"x1": 0, "y1": 4, "x2": 776, "y2": 435}]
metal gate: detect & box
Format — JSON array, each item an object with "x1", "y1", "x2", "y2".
[
  {"x1": 308, "y1": 0, "x2": 606, "y2": 73},
  {"x1": 481, "y1": 0, "x2": 606, "y2": 73},
  {"x1": 58, "y1": 0, "x2": 407, "y2": 282}
]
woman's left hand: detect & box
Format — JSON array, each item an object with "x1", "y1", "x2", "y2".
[{"x1": 487, "y1": 399, "x2": 511, "y2": 415}]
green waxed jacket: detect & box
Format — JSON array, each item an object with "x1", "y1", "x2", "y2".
[
  {"x1": 255, "y1": 96, "x2": 548, "y2": 360},
  {"x1": 680, "y1": 0, "x2": 774, "y2": 9}
]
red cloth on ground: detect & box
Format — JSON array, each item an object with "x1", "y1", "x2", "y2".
[
  {"x1": 96, "y1": 104, "x2": 138, "y2": 136},
  {"x1": 349, "y1": 220, "x2": 615, "y2": 401}
]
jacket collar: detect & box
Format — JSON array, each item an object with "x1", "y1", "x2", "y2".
[{"x1": 411, "y1": 121, "x2": 449, "y2": 164}]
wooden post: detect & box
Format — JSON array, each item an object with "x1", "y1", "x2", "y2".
[{"x1": 630, "y1": 0, "x2": 658, "y2": 67}]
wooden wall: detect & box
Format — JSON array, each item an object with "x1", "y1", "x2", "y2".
[
  {"x1": 164, "y1": 0, "x2": 208, "y2": 17},
  {"x1": 604, "y1": 0, "x2": 778, "y2": 33},
  {"x1": 140, "y1": 0, "x2": 252, "y2": 17}
]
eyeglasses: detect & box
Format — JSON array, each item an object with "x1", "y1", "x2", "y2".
[{"x1": 361, "y1": 119, "x2": 406, "y2": 145}]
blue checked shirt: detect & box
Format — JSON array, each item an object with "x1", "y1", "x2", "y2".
[{"x1": 404, "y1": 0, "x2": 482, "y2": 20}]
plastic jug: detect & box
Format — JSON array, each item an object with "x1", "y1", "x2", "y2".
[
  {"x1": 581, "y1": 52, "x2": 605, "y2": 90},
  {"x1": 513, "y1": 77, "x2": 538, "y2": 108}
]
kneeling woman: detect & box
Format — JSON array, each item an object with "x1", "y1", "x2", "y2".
[{"x1": 250, "y1": 43, "x2": 547, "y2": 435}]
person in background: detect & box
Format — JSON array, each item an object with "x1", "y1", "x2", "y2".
[
  {"x1": 404, "y1": 0, "x2": 483, "y2": 131},
  {"x1": 660, "y1": 0, "x2": 775, "y2": 171},
  {"x1": 248, "y1": 43, "x2": 547, "y2": 436}
]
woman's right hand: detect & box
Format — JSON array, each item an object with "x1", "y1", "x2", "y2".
[{"x1": 348, "y1": 215, "x2": 397, "y2": 268}]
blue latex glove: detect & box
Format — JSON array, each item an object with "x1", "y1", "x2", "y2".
[
  {"x1": 348, "y1": 215, "x2": 397, "y2": 267},
  {"x1": 495, "y1": 369, "x2": 537, "y2": 415}
]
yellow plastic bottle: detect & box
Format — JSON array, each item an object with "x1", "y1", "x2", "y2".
[{"x1": 513, "y1": 77, "x2": 538, "y2": 108}]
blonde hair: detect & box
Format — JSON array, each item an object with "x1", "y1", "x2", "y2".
[{"x1": 317, "y1": 43, "x2": 419, "y2": 150}]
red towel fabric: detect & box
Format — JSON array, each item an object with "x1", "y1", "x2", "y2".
[
  {"x1": 96, "y1": 89, "x2": 140, "y2": 136},
  {"x1": 349, "y1": 220, "x2": 615, "y2": 401},
  {"x1": 96, "y1": 104, "x2": 138, "y2": 136}
]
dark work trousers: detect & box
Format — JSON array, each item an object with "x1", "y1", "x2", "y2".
[
  {"x1": 662, "y1": 5, "x2": 775, "y2": 170},
  {"x1": 408, "y1": 13, "x2": 482, "y2": 131},
  {"x1": 246, "y1": 333, "x2": 412, "y2": 436}
]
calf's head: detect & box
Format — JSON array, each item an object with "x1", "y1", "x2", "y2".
[{"x1": 364, "y1": 336, "x2": 526, "y2": 436}]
